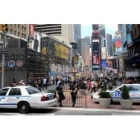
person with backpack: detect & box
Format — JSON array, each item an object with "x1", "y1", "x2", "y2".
[{"x1": 56, "y1": 82, "x2": 65, "y2": 107}]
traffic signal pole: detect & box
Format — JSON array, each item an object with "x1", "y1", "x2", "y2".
[{"x1": 1, "y1": 31, "x2": 6, "y2": 88}]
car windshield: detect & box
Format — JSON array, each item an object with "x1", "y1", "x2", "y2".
[{"x1": 26, "y1": 87, "x2": 41, "y2": 95}]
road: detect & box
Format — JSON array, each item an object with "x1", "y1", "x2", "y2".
[{"x1": 1, "y1": 107, "x2": 140, "y2": 115}]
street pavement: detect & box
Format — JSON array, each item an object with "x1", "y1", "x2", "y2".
[{"x1": 1, "y1": 107, "x2": 140, "y2": 115}]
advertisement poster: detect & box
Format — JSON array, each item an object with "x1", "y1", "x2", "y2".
[
  {"x1": 92, "y1": 42, "x2": 100, "y2": 70},
  {"x1": 108, "y1": 60, "x2": 113, "y2": 68},
  {"x1": 32, "y1": 32, "x2": 41, "y2": 53},
  {"x1": 29, "y1": 24, "x2": 35, "y2": 38},
  {"x1": 102, "y1": 47, "x2": 106, "y2": 59},
  {"x1": 115, "y1": 39, "x2": 122, "y2": 52}
]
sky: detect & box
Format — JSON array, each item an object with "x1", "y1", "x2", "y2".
[{"x1": 81, "y1": 24, "x2": 118, "y2": 38}]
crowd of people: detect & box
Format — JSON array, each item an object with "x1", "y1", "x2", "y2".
[{"x1": 9, "y1": 75, "x2": 140, "y2": 107}]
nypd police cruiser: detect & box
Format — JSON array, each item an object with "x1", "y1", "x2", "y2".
[
  {"x1": 0, "y1": 86, "x2": 58, "y2": 114},
  {"x1": 92, "y1": 84, "x2": 140, "y2": 103}
]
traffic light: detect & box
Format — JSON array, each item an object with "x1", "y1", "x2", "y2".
[{"x1": 1, "y1": 24, "x2": 8, "y2": 32}]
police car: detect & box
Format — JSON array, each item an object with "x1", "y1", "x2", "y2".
[
  {"x1": 0, "y1": 86, "x2": 58, "y2": 114},
  {"x1": 92, "y1": 84, "x2": 140, "y2": 103}
]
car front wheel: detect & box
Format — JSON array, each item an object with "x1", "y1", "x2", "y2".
[{"x1": 18, "y1": 102, "x2": 30, "y2": 114}]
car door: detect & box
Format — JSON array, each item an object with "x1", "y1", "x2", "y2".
[
  {"x1": 5, "y1": 88, "x2": 22, "y2": 108},
  {"x1": 130, "y1": 85, "x2": 140, "y2": 102},
  {"x1": 111, "y1": 86, "x2": 122, "y2": 102},
  {"x1": 0, "y1": 88, "x2": 10, "y2": 108}
]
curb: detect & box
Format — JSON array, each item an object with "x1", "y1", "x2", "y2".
[{"x1": 48, "y1": 106, "x2": 140, "y2": 114}]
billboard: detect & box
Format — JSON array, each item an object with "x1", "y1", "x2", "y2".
[
  {"x1": 101, "y1": 60, "x2": 107, "y2": 69},
  {"x1": 54, "y1": 43, "x2": 69, "y2": 59},
  {"x1": 108, "y1": 60, "x2": 113, "y2": 68},
  {"x1": 115, "y1": 39, "x2": 122, "y2": 52},
  {"x1": 92, "y1": 42, "x2": 100, "y2": 70},
  {"x1": 32, "y1": 32, "x2": 41, "y2": 53},
  {"x1": 102, "y1": 47, "x2": 106, "y2": 59},
  {"x1": 29, "y1": 24, "x2": 35, "y2": 38}
]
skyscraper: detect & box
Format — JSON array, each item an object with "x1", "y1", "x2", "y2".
[
  {"x1": 80, "y1": 37, "x2": 90, "y2": 66},
  {"x1": 35, "y1": 24, "x2": 74, "y2": 45},
  {"x1": 107, "y1": 34, "x2": 113, "y2": 56},
  {"x1": 74, "y1": 24, "x2": 81, "y2": 54}
]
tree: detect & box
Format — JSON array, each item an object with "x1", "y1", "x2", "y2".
[{"x1": 122, "y1": 85, "x2": 130, "y2": 99}]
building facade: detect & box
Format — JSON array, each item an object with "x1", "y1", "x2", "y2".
[
  {"x1": 80, "y1": 37, "x2": 90, "y2": 66},
  {"x1": 107, "y1": 34, "x2": 113, "y2": 56},
  {"x1": 74, "y1": 24, "x2": 81, "y2": 54},
  {"x1": 34, "y1": 24, "x2": 74, "y2": 45},
  {"x1": 7, "y1": 24, "x2": 29, "y2": 39}
]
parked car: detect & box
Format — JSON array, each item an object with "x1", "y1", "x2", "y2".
[
  {"x1": 92, "y1": 84, "x2": 140, "y2": 103},
  {"x1": 0, "y1": 86, "x2": 58, "y2": 113}
]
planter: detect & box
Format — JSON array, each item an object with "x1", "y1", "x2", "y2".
[
  {"x1": 79, "y1": 89, "x2": 87, "y2": 95},
  {"x1": 99, "y1": 98, "x2": 111, "y2": 108},
  {"x1": 120, "y1": 99, "x2": 133, "y2": 110}
]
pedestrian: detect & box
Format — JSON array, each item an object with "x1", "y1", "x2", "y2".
[
  {"x1": 70, "y1": 81, "x2": 78, "y2": 107},
  {"x1": 38, "y1": 79, "x2": 42, "y2": 91},
  {"x1": 56, "y1": 77, "x2": 58, "y2": 85},
  {"x1": 53, "y1": 77, "x2": 55, "y2": 85},
  {"x1": 56, "y1": 82, "x2": 65, "y2": 107},
  {"x1": 12, "y1": 78, "x2": 16, "y2": 86},
  {"x1": 42, "y1": 77, "x2": 47, "y2": 90}
]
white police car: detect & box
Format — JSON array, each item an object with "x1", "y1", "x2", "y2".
[
  {"x1": 93, "y1": 84, "x2": 140, "y2": 103},
  {"x1": 0, "y1": 86, "x2": 58, "y2": 114}
]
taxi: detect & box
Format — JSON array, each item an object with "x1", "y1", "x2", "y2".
[
  {"x1": 92, "y1": 84, "x2": 140, "y2": 103},
  {"x1": 0, "y1": 86, "x2": 58, "y2": 113}
]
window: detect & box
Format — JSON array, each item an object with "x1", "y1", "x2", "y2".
[
  {"x1": 14, "y1": 24, "x2": 16, "y2": 28},
  {"x1": 22, "y1": 26, "x2": 24, "y2": 30},
  {"x1": 24, "y1": 27, "x2": 26, "y2": 31},
  {"x1": 18, "y1": 24, "x2": 20, "y2": 29},
  {"x1": 10, "y1": 29, "x2": 13, "y2": 33},
  {"x1": 8, "y1": 88, "x2": 21, "y2": 96},
  {"x1": 130, "y1": 85, "x2": 140, "y2": 91},
  {"x1": 14, "y1": 31, "x2": 16, "y2": 35},
  {"x1": 26, "y1": 87, "x2": 40, "y2": 95},
  {"x1": 0, "y1": 88, "x2": 9, "y2": 96},
  {"x1": 18, "y1": 32, "x2": 20, "y2": 37},
  {"x1": 24, "y1": 34, "x2": 26, "y2": 39}
]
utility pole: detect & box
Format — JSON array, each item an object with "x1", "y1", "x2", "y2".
[
  {"x1": 1, "y1": 31, "x2": 6, "y2": 88},
  {"x1": 1, "y1": 24, "x2": 8, "y2": 88}
]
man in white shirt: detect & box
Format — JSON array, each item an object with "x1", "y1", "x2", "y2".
[
  {"x1": 57, "y1": 79, "x2": 61, "y2": 86},
  {"x1": 43, "y1": 77, "x2": 47, "y2": 90}
]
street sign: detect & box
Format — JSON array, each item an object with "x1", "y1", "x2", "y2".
[{"x1": 8, "y1": 60, "x2": 15, "y2": 68}]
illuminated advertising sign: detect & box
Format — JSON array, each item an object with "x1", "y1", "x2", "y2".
[
  {"x1": 115, "y1": 39, "x2": 122, "y2": 52},
  {"x1": 29, "y1": 24, "x2": 34, "y2": 38},
  {"x1": 108, "y1": 60, "x2": 113, "y2": 68},
  {"x1": 102, "y1": 47, "x2": 106, "y2": 59},
  {"x1": 54, "y1": 43, "x2": 68, "y2": 59},
  {"x1": 92, "y1": 42, "x2": 100, "y2": 70},
  {"x1": 101, "y1": 60, "x2": 107, "y2": 69},
  {"x1": 32, "y1": 32, "x2": 41, "y2": 53}
]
